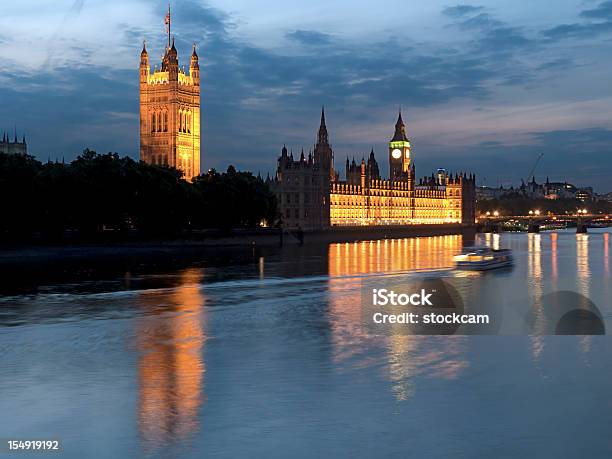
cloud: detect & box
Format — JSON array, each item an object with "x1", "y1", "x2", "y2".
[
  {"x1": 286, "y1": 30, "x2": 333, "y2": 46},
  {"x1": 444, "y1": 7, "x2": 534, "y2": 53},
  {"x1": 456, "y1": 12, "x2": 503, "y2": 30},
  {"x1": 441, "y1": 4, "x2": 484, "y2": 18},
  {"x1": 2, "y1": 0, "x2": 612, "y2": 191},
  {"x1": 580, "y1": 0, "x2": 612, "y2": 19},
  {"x1": 542, "y1": 21, "x2": 612, "y2": 40},
  {"x1": 535, "y1": 57, "x2": 575, "y2": 71},
  {"x1": 542, "y1": 0, "x2": 612, "y2": 40},
  {"x1": 44, "y1": 0, "x2": 87, "y2": 67},
  {"x1": 422, "y1": 127, "x2": 612, "y2": 190}
]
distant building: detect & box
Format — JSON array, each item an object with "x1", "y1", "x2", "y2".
[
  {"x1": 599, "y1": 192, "x2": 612, "y2": 203},
  {"x1": 476, "y1": 186, "x2": 507, "y2": 201},
  {"x1": 139, "y1": 6, "x2": 200, "y2": 180},
  {"x1": 575, "y1": 187, "x2": 593, "y2": 202},
  {"x1": 542, "y1": 178, "x2": 577, "y2": 199},
  {"x1": 270, "y1": 109, "x2": 476, "y2": 230},
  {"x1": 477, "y1": 176, "x2": 586, "y2": 201},
  {"x1": 0, "y1": 132, "x2": 27, "y2": 155}
]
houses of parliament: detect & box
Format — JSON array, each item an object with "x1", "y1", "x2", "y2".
[
  {"x1": 139, "y1": 8, "x2": 200, "y2": 180},
  {"x1": 138, "y1": 7, "x2": 475, "y2": 229},
  {"x1": 271, "y1": 109, "x2": 476, "y2": 230}
]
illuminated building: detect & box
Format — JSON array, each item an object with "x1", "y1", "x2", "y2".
[
  {"x1": 271, "y1": 109, "x2": 476, "y2": 229},
  {"x1": 0, "y1": 131, "x2": 27, "y2": 155},
  {"x1": 139, "y1": 5, "x2": 201, "y2": 180}
]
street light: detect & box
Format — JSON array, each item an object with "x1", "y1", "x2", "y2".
[
  {"x1": 493, "y1": 210, "x2": 500, "y2": 217},
  {"x1": 529, "y1": 210, "x2": 534, "y2": 216},
  {"x1": 534, "y1": 210, "x2": 541, "y2": 216}
]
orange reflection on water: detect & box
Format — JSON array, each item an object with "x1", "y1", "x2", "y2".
[
  {"x1": 136, "y1": 268, "x2": 206, "y2": 451},
  {"x1": 576, "y1": 234, "x2": 590, "y2": 299},
  {"x1": 550, "y1": 232, "x2": 558, "y2": 284},
  {"x1": 528, "y1": 233, "x2": 544, "y2": 361},
  {"x1": 326, "y1": 236, "x2": 468, "y2": 401},
  {"x1": 328, "y1": 235, "x2": 462, "y2": 277}
]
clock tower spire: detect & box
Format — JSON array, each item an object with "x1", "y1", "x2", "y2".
[{"x1": 389, "y1": 109, "x2": 411, "y2": 180}]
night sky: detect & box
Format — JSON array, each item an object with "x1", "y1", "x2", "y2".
[{"x1": 1, "y1": 0, "x2": 612, "y2": 191}]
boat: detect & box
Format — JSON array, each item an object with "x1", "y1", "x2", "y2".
[{"x1": 453, "y1": 246, "x2": 514, "y2": 271}]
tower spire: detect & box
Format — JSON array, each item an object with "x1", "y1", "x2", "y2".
[
  {"x1": 317, "y1": 106, "x2": 328, "y2": 145},
  {"x1": 392, "y1": 109, "x2": 408, "y2": 141},
  {"x1": 164, "y1": 2, "x2": 171, "y2": 49}
]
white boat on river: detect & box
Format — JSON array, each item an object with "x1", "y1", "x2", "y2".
[{"x1": 453, "y1": 246, "x2": 514, "y2": 271}]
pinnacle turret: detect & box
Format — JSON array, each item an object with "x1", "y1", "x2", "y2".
[
  {"x1": 317, "y1": 106, "x2": 328, "y2": 145},
  {"x1": 391, "y1": 109, "x2": 408, "y2": 142}
]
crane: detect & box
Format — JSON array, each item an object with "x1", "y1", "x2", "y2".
[{"x1": 527, "y1": 153, "x2": 544, "y2": 183}]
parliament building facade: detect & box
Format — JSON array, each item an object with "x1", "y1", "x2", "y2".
[{"x1": 271, "y1": 110, "x2": 476, "y2": 230}]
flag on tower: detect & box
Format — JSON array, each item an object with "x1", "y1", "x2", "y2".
[
  {"x1": 164, "y1": 6, "x2": 170, "y2": 33},
  {"x1": 164, "y1": 3, "x2": 171, "y2": 48}
]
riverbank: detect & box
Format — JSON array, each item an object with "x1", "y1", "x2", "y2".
[{"x1": 0, "y1": 224, "x2": 474, "y2": 271}]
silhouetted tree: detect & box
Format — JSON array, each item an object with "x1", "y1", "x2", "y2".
[
  {"x1": 192, "y1": 165, "x2": 277, "y2": 229},
  {"x1": 0, "y1": 151, "x2": 278, "y2": 243}
]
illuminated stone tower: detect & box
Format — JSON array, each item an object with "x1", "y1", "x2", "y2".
[
  {"x1": 389, "y1": 110, "x2": 411, "y2": 180},
  {"x1": 313, "y1": 107, "x2": 335, "y2": 181},
  {"x1": 139, "y1": 5, "x2": 201, "y2": 180}
]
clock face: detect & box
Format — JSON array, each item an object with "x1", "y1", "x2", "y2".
[{"x1": 391, "y1": 148, "x2": 402, "y2": 159}]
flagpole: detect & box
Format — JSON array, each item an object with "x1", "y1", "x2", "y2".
[{"x1": 168, "y1": 2, "x2": 171, "y2": 49}]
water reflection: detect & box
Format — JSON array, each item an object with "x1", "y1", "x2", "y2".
[
  {"x1": 550, "y1": 232, "x2": 558, "y2": 288},
  {"x1": 327, "y1": 236, "x2": 469, "y2": 402},
  {"x1": 483, "y1": 232, "x2": 501, "y2": 250},
  {"x1": 136, "y1": 268, "x2": 206, "y2": 452},
  {"x1": 604, "y1": 233, "x2": 609, "y2": 277},
  {"x1": 528, "y1": 233, "x2": 545, "y2": 360},
  {"x1": 328, "y1": 235, "x2": 462, "y2": 276},
  {"x1": 576, "y1": 234, "x2": 590, "y2": 299}
]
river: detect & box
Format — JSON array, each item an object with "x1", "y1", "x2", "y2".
[{"x1": 0, "y1": 229, "x2": 611, "y2": 457}]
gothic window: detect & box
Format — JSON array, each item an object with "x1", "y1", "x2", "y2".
[
  {"x1": 187, "y1": 112, "x2": 191, "y2": 133},
  {"x1": 151, "y1": 112, "x2": 155, "y2": 133},
  {"x1": 178, "y1": 110, "x2": 182, "y2": 132},
  {"x1": 163, "y1": 112, "x2": 168, "y2": 132},
  {"x1": 157, "y1": 112, "x2": 162, "y2": 132}
]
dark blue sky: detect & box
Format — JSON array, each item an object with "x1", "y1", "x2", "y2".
[{"x1": 1, "y1": 0, "x2": 612, "y2": 191}]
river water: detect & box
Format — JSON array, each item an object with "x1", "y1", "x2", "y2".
[{"x1": 1, "y1": 229, "x2": 611, "y2": 458}]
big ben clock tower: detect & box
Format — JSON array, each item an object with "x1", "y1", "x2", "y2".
[{"x1": 389, "y1": 110, "x2": 411, "y2": 180}]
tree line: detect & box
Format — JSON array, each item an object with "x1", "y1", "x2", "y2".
[{"x1": 0, "y1": 150, "x2": 277, "y2": 242}]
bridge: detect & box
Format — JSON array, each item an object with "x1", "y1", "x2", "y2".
[{"x1": 476, "y1": 212, "x2": 612, "y2": 234}]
